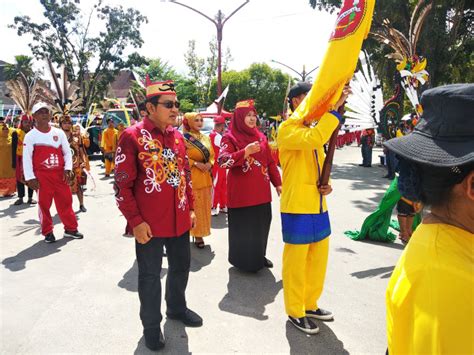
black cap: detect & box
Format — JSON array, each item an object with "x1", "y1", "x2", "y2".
[
  {"x1": 384, "y1": 84, "x2": 474, "y2": 167},
  {"x1": 288, "y1": 81, "x2": 312, "y2": 100}
]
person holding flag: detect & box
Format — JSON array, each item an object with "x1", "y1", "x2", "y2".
[{"x1": 277, "y1": 0, "x2": 375, "y2": 334}]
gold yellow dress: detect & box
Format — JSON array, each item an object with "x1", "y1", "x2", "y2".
[
  {"x1": 185, "y1": 132, "x2": 214, "y2": 238},
  {"x1": 0, "y1": 127, "x2": 16, "y2": 196},
  {"x1": 386, "y1": 223, "x2": 474, "y2": 354}
]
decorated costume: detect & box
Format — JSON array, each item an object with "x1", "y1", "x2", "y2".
[
  {"x1": 183, "y1": 112, "x2": 214, "y2": 239},
  {"x1": 0, "y1": 123, "x2": 16, "y2": 196},
  {"x1": 101, "y1": 125, "x2": 118, "y2": 176},
  {"x1": 218, "y1": 100, "x2": 281, "y2": 273},
  {"x1": 209, "y1": 116, "x2": 227, "y2": 213},
  {"x1": 114, "y1": 78, "x2": 200, "y2": 340}
]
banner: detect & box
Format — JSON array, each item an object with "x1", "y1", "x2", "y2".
[{"x1": 292, "y1": 0, "x2": 375, "y2": 122}]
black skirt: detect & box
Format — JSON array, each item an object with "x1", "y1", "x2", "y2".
[{"x1": 228, "y1": 202, "x2": 272, "y2": 272}]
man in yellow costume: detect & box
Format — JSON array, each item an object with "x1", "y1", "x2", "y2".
[
  {"x1": 277, "y1": 82, "x2": 350, "y2": 334},
  {"x1": 101, "y1": 119, "x2": 117, "y2": 177}
]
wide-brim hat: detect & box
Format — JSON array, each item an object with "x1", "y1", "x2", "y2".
[{"x1": 384, "y1": 84, "x2": 474, "y2": 167}]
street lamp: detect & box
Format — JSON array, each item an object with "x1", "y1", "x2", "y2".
[
  {"x1": 166, "y1": 0, "x2": 250, "y2": 99},
  {"x1": 270, "y1": 59, "x2": 319, "y2": 82}
]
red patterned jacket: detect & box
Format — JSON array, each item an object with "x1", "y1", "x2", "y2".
[{"x1": 114, "y1": 117, "x2": 194, "y2": 238}]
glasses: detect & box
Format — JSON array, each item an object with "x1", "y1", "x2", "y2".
[{"x1": 157, "y1": 100, "x2": 180, "y2": 109}]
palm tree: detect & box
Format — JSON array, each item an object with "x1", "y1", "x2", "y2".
[{"x1": 4, "y1": 55, "x2": 35, "y2": 81}]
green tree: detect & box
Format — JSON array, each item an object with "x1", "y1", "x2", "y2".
[
  {"x1": 184, "y1": 37, "x2": 233, "y2": 107},
  {"x1": 10, "y1": 0, "x2": 149, "y2": 111},
  {"x1": 210, "y1": 63, "x2": 293, "y2": 116},
  {"x1": 3, "y1": 55, "x2": 37, "y2": 81}
]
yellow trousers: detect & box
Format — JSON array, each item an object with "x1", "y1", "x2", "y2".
[
  {"x1": 282, "y1": 237, "x2": 329, "y2": 318},
  {"x1": 105, "y1": 159, "x2": 115, "y2": 175}
]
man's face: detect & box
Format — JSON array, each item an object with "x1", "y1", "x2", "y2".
[
  {"x1": 21, "y1": 119, "x2": 32, "y2": 131},
  {"x1": 291, "y1": 93, "x2": 308, "y2": 111},
  {"x1": 214, "y1": 123, "x2": 225, "y2": 133},
  {"x1": 108, "y1": 121, "x2": 114, "y2": 128},
  {"x1": 61, "y1": 119, "x2": 73, "y2": 132},
  {"x1": 33, "y1": 108, "x2": 51, "y2": 126},
  {"x1": 146, "y1": 94, "x2": 179, "y2": 128}
]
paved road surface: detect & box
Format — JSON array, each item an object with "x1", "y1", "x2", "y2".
[{"x1": 1, "y1": 145, "x2": 404, "y2": 354}]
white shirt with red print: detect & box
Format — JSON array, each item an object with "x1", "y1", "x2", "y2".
[{"x1": 23, "y1": 126, "x2": 72, "y2": 181}]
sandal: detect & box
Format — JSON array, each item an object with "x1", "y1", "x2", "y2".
[{"x1": 193, "y1": 237, "x2": 205, "y2": 249}]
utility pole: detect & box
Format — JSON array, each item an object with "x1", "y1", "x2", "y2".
[{"x1": 270, "y1": 60, "x2": 319, "y2": 82}]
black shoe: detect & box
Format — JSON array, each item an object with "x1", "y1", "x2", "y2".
[
  {"x1": 79, "y1": 205, "x2": 87, "y2": 213},
  {"x1": 27, "y1": 198, "x2": 37, "y2": 204},
  {"x1": 143, "y1": 328, "x2": 165, "y2": 351},
  {"x1": 358, "y1": 164, "x2": 365, "y2": 167},
  {"x1": 288, "y1": 316, "x2": 319, "y2": 334},
  {"x1": 64, "y1": 230, "x2": 84, "y2": 239},
  {"x1": 44, "y1": 233, "x2": 56, "y2": 243},
  {"x1": 167, "y1": 308, "x2": 203, "y2": 327},
  {"x1": 264, "y1": 258, "x2": 273, "y2": 268},
  {"x1": 364, "y1": 164, "x2": 372, "y2": 168},
  {"x1": 13, "y1": 198, "x2": 24, "y2": 206},
  {"x1": 306, "y1": 308, "x2": 334, "y2": 321}
]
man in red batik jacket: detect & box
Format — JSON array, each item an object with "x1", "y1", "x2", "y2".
[{"x1": 114, "y1": 77, "x2": 202, "y2": 352}]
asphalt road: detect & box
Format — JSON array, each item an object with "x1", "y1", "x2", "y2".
[{"x1": 1, "y1": 145, "x2": 405, "y2": 354}]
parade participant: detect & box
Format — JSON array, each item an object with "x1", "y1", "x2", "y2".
[
  {"x1": 11, "y1": 114, "x2": 36, "y2": 205},
  {"x1": 218, "y1": 99, "x2": 282, "y2": 272},
  {"x1": 210, "y1": 115, "x2": 227, "y2": 215},
  {"x1": 23, "y1": 103, "x2": 83, "y2": 243},
  {"x1": 60, "y1": 116, "x2": 88, "y2": 212},
  {"x1": 384, "y1": 84, "x2": 474, "y2": 354},
  {"x1": 101, "y1": 118, "x2": 117, "y2": 177},
  {"x1": 0, "y1": 119, "x2": 16, "y2": 197},
  {"x1": 183, "y1": 112, "x2": 214, "y2": 249},
  {"x1": 359, "y1": 128, "x2": 375, "y2": 167},
  {"x1": 117, "y1": 122, "x2": 126, "y2": 141},
  {"x1": 114, "y1": 78, "x2": 202, "y2": 352},
  {"x1": 277, "y1": 82, "x2": 350, "y2": 334},
  {"x1": 138, "y1": 101, "x2": 147, "y2": 121}
]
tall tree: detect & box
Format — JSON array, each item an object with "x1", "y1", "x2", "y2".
[
  {"x1": 210, "y1": 63, "x2": 293, "y2": 116},
  {"x1": 10, "y1": 0, "x2": 148, "y2": 111},
  {"x1": 3, "y1": 55, "x2": 37, "y2": 81},
  {"x1": 184, "y1": 37, "x2": 233, "y2": 107}
]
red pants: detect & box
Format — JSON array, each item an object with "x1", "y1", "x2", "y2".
[
  {"x1": 36, "y1": 170, "x2": 78, "y2": 236},
  {"x1": 212, "y1": 167, "x2": 227, "y2": 209}
]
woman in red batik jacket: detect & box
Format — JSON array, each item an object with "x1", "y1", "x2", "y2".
[{"x1": 218, "y1": 99, "x2": 282, "y2": 272}]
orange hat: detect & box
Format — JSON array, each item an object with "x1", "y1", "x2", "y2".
[
  {"x1": 213, "y1": 115, "x2": 225, "y2": 124},
  {"x1": 145, "y1": 75, "x2": 176, "y2": 99}
]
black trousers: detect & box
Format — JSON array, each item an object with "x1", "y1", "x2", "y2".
[
  {"x1": 17, "y1": 181, "x2": 33, "y2": 199},
  {"x1": 135, "y1": 231, "x2": 190, "y2": 330},
  {"x1": 361, "y1": 144, "x2": 373, "y2": 166}
]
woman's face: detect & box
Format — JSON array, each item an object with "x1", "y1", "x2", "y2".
[
  {"x1": 190, "y1": 115, "x2": 203, "y2": 131},
  {"x1": 244, "y1": 111, "x2": 257, "y2": 128}
]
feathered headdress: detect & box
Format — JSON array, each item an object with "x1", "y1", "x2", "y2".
[
  {"x1": 5, "y1": 72, "x2": 53, "y2": 117},
  {"x1": 39, "y1": 59, "x2": 83, "y2": 117}
]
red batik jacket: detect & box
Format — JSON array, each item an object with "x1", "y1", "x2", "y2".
[{"x1": 114, "y1": 117, "x2": 194, "y2": 238}]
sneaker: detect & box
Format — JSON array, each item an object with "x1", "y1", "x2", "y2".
[
  {"x1": 143, "y1": 328, "x2": 165, "y2": 351},
  {"x1": 27, "y1": 198, "x2": 37, "y2": 205},
  {"x1": 167, "y1": 308, "x2": 203, "y2": 327},
  {"x1": 211, "y1": 208, "x2": 219, "y2": 216},
  {"x1": 220, "y1": 207, "x2": 228, "y2": 213},
  {"x1": 64, "y1": 230, "x2": 84, "y2": 239},
  {"x1": 79, "y1": 205, "x2": 87, "y2": 213},
  {"x1": 306, "y1": 308, "x2": 334, "y2": 321},
  {"x1": 288, "y1": 316, "x2": 319, "y2": 334},
  {"x1": 44, "y1": 233, "x2": 56, "y2": 243}
]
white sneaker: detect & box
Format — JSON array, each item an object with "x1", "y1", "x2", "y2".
[
  {"x1": 211, "y1": 208, "x2": 219, "y2": 216},
  {"x1": 288, "y1": 316, "x2": 319, "y2": 334}
]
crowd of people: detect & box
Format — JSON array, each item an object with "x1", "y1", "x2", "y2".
[{"x1": 1, "y1": 79, "x2": 472, "y2": 354}]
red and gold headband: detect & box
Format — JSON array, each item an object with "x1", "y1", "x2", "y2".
[
  {"x1": 235, "y1": 99, "x2": 255, "y2": 109},
  {"x1": 145, "y1": 75, "x2": 176, "y2": 99}
]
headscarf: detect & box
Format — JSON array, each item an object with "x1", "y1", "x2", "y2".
[
  {"x1": 18, "y1": 114, "x2": 32, "y2": 129},
  {"x1": 183, "y1": 112, "x2": 202, "y2": 134},
  {"x1": 226, "y1": 99, "x2": 267, "y2": 163}
]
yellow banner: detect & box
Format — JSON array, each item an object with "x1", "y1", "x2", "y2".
[{"x1": 293, "y1": 0, "x2": 375, "y2": 122}]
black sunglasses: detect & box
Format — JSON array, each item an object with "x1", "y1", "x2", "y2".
[{"x1": 157, "y1": 100, "x2": 180, "y2": 109}]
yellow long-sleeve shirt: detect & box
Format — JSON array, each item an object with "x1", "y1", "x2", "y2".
[
  {"x1": 101, "y1": 127, "x2": 117, "y2": 153},
  {"x1": 277, "y1": 112, "x2": 339, "y2": 214}
]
